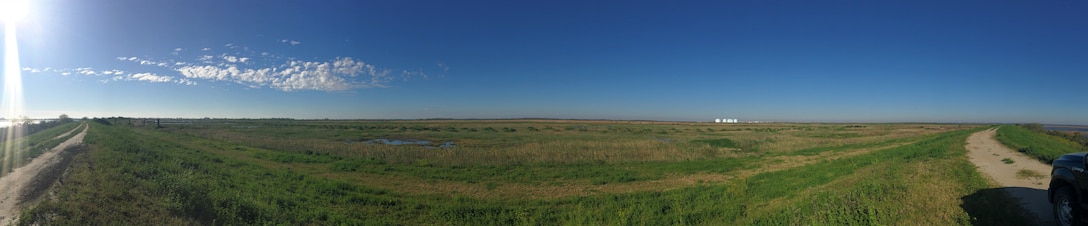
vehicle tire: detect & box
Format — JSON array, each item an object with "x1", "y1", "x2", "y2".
[{"x1": 1055, "y1": 186, "x2": 1085, "y2": 226}]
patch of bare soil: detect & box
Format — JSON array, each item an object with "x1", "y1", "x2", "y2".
[
  {"x1": 966, "y1": 128, "x2": 1054, "y2": 225},
  {"x1": 0, "y1": 123, "x2": 87, "y2": 225}
]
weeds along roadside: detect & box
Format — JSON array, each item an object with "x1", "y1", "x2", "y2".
[{"x1": 995, "y1": 125, "x2": 1085, "y2": 164}]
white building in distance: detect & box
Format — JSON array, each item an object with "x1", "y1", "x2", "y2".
[{"x1": 715, "y1": 118, "x2": 739, "y2": 123}]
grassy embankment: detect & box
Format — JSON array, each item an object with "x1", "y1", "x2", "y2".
[
  {"x1": 0, "y1": 121, "x2": 81, "y2": 176},
  {"x1": 19, "y1": 121, "x2": 1029, "y2": 224},
  {"x1": 995, "y1": 125, "x2": 1085, "y2": 164}
]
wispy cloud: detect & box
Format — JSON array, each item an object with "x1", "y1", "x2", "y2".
[
  {"x1": 22, "y1": 41, "x2": 432, "y2": 91},
  {"x1": 437, "y1": 62, "x2": 449, "y2": 73}
]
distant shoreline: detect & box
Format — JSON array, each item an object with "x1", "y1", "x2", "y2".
[{"x1": 1044, "y1": 124, "x2": 1088, "y2": 133}]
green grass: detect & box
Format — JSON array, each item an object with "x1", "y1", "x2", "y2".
[
  {"x1": 995, "y1": 125, "x2": 1085, "y2": 164},
  {"x1": 1002, "y1": 158, "x2": 1014, "y2": 164},
  {"x1": 1016, "y1": 169, "x2": 1045, "y2": 180},
  {"x1": 0, "y1": 121, "x2": 81, "y2": 176},
  {"x1": 18, "y1": 121, "x2": 1029, "y2": 225}
]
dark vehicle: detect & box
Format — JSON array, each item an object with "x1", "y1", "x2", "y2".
[{"x1": 1051, "y1": 152, "x2": 1088, "y2": 226}]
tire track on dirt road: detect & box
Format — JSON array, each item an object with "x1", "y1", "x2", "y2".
[
  {"x1": 0, "y1": 123, "x2": 88, "y2": 224},
  {"x1": 966, "y1": 128, "x2": 1054, "y2": 225}
]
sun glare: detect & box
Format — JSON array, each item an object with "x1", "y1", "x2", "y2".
[
  {"x1": 0, "y1": 0, "x2": 30, "y2": 23},
  {"x1": 1, "y1": 0, "x2": 26, "y2": 175}
]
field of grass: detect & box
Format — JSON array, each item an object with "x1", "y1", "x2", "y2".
[
  {"x1": 18, "y1": 120, "x2": 1032, "y2": 224},
  {"x1": 995, "y1": 125, "x2": 1085, "y2": 164}
]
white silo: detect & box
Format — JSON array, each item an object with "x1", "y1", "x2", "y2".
[{"x1": 715, "y1": 118, "x2": 722, "y2": 123}]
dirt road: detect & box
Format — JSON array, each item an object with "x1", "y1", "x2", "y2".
[
  {"x1": 0, "y1": 123, "x2": 88, "y2": 224},
  {"x1": 966, "y1": 128, "x2": 1054, "y2": 224}
]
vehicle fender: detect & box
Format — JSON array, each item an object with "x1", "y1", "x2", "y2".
[{"x1": 1052, "y1": 167, "x2": 1079, "y2": 203}]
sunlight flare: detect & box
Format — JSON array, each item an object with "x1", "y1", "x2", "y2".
[
  {"x1": 2, "y1": 6, "x2": 26, "y2": 175},
  {"x1": 0, "y1": 0, "x2": 30, "y2": 23}
]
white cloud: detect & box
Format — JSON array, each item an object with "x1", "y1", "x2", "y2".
[
  {"x1": 175, "y1": 57, "x2": 391, "y2": 91},
  {"x1": 176, "y1": 79, "x2": 197, "y2": 86},
  {"x1": 176, "y1": 65, "x2": 232, "y2": 80},
  {"x1": 131, "y1": 73, "x2": 173, "y2": 83},
  {"x1": 26, "y1": 42, "x2": 429, "y2": 91},
  {"x1": 77, "y1": 68, "x2": 97, "y2": 75},
  {"x1": 202, "y1": 47, "x2": 211, "y2": 51},
  {"x1": 222, "y1": 55, "x2": 239, "y2": 63}
]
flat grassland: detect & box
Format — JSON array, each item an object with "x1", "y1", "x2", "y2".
[{"x1": 20, "y1": 120, "x2": 1032, "y2": 225}]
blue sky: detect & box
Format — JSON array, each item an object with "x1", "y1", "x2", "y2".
[{"x1": 2, "y1": 0, "x2": 1086, "y2": 124}]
